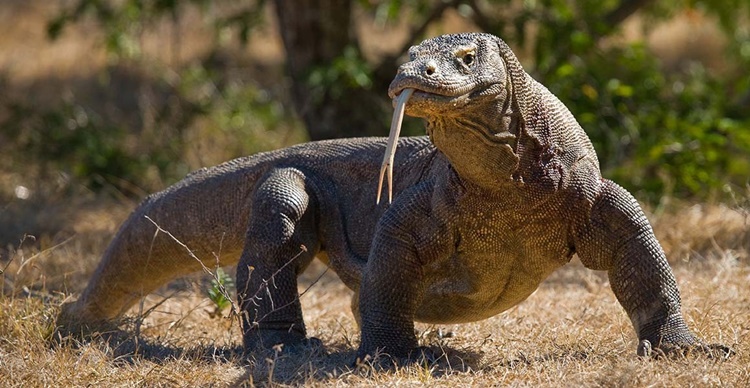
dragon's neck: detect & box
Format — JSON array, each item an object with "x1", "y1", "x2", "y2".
[{"x1": 426, "y1": 99, "x2": 523, "y2": 192}]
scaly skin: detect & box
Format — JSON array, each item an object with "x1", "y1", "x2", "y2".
[{"x1": 57, "y1": 33, "x2": 728, "y2": 361}]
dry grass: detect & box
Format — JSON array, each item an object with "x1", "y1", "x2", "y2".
[
  {"x1": 1, "y1": 195, "x2": 748, "y2": 387},
  {"x1": 1, "y1": 3, "x2": 748, "y2": 387}
]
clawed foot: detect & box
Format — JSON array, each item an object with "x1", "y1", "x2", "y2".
[
  {"x1": 53, "y1": 301, "x2": 121, "y2": 344},
  {"x1": 637, "y1": 339, "x2": 734, "y2": 360},
  {"x1": 281, "y1": 336, "x2": 325, "y2": 355},
  {"x1": 243, "y1": 334, "x2": 326, "y2": 358},
  {"x1": 353, "y1": 346, "x2": 443, "y2": 370}
]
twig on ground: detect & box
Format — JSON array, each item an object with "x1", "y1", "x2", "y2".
[{"x1": 144, "y1": 215, "x2": 239, "y2": 316}]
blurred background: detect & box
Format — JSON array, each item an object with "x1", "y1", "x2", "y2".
[{"x1": 1, "y1": 0, "x2": 749, "y2": 262}]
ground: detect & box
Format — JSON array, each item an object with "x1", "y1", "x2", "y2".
[
  {"x1": 0, "y1": 3, "x2": 748, "y2": 386},
  {"x1": 0, "y1": 198, "x2": 748, "y2": 386}
]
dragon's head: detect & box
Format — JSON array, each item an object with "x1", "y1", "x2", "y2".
[
  {"x1": 388, "y1": 33, "x2": 527, "y2": 118},
  {"x1": 377, "y1": 33, "x2": 529, "y2": 203}
]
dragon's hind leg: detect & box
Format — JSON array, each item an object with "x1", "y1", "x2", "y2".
[{"x1": 237, "y1": 167, "x2": 322, "y2": 352}]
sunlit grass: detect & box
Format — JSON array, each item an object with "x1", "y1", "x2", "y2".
[
  {"x1": 0, "y1": 3, "x2": 748, "y2": 385},
  {"x1": 1, "y1": 197, "x2": 748, "y2": 386}
]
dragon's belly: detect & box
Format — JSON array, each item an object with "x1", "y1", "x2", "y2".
[{"x1": 415, "y1": 221, "x2": 572, "y2": 324}]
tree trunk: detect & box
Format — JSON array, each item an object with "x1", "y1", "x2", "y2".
[{"x1": 273, "y1": 0, "x2": 391, "y2": 140}]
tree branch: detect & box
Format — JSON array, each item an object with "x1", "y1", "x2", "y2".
[
  {"x1": 604, "y1": 0, "x2": 653, "y2": 28},
  {"x1": 395, "y1": 0, "x2": 465, "y2": 60},
  {"x1": 465, "y1": 0, "x2": 500, "y2": 33},
  {"x1": 373, "y1": 0, "x2": 464, "y2": 90}
]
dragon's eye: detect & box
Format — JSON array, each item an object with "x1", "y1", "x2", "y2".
[
  {"x1": 456, "y1": 48, "x2": 476, "y2": 67},
  {"x1": 462, "y1": 53, "x2": 475, "y2": 66}
]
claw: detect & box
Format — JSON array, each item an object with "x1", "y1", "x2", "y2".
[
  {"x1": 377, "y1": 88, "x2": 415, "y2": 204},
  {"x1": 696, "y1": 343, "x2": 735, "y2": 359},
  {"x1": 637, "y1": 339, "x2": 652, "y2": 357},
  {"x1": 637, "y1": 339, "x2": 734, "y2": 359}
]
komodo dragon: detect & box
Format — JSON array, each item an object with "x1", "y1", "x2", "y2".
[{"x1": 58, "y1": 32, "x2": 728, "y2": 361}]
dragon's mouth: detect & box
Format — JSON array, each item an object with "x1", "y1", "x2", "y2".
[
  {"x1": 390, "y1": 82, "x2": 501, "y2": 110},
  {"x1": 393, "y1": 87, "x2": 453, "y2": 103}
]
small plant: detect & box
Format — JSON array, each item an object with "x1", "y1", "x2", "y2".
[{"x1": 207, "y1": 267, "x2": 235, "y2": 318}]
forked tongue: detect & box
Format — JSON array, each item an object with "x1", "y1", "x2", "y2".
[{"x1": 377, "y1": 88, "x2": 415, "y2": 204}]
